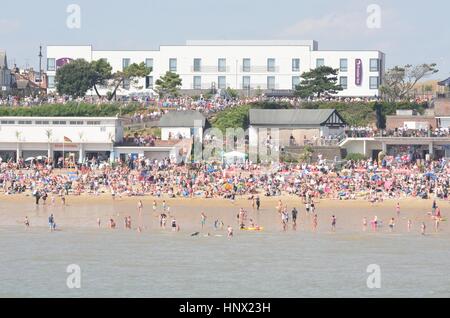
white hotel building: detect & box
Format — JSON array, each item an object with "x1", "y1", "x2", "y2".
[{"x1": 46, "y1": 40, "x2": 385, "y2": 97}]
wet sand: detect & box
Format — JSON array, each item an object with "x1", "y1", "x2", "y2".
[{"x1": 1, "y1": 194, "x2": 447, "y2": 234}]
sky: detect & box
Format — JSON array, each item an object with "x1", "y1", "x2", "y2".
[{"x1": 1, "y1": 0, "x2": 448, "y2": 79}]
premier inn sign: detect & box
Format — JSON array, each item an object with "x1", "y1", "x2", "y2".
[{"x1": 355, "y1": 59, "x2": 363, "y2": 86}]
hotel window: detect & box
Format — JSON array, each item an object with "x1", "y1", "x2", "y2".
[
  {"x1": 370, "y1": 59, "x2": 380, "y2": 72},
  {"x1": 169, "y1": 58, "x2": 177, "y2": 72},
  {"x1": 316, "y1": 58, "x2": 325, "y2": 68},
  {"x1": 70, "y1": 121, "x2": 84, "y2": 125},
  {"x1": 18, "y1": 121, "x2": 32, "y2": 125},
  {"x1": 48, "y1": 76, "x2": 55, "y2": 88},
  {"x1": 267, "y1": 76, "x2": 275, "y2": 90},
  {"x1": 145, "y1": 58, "x2": 154, "y2": 70},
  {"x1": 35, "y1": 120, "x2": 50, "y2": 125},
  {"x1": 243, "y1": 59, "x2": 251, "y2": 72},
  {"x1": 292, "y1": 76, "x2": 301, "y2": 90},
  {"x1": 193, "y1": 76, "x2": 202, "y2": 89},
  {"x1": 193, "y1": 58, "x2": 202, "y2": 72},
  {"x1": 339, "y1": 76, "x2": 348, "y2": 89},
  {"x1": 242, "y1": 76, "x2": 251, "y2": 90},
  {"x1": 370, "y1": 76, "x2": 379, "y2": 89},
  {"x1": 1, "y1": 120, "x2": 15, "y2": 124},
  {"x1": 267, "y1": 58, "x2": 276, "y2": 72},
  {"x1": 145, "y1": 76, "x2": 153, "y2": 89},
  {"x1": 340, "y1": 59, "x2": 348, "y2": 72},
  {"x1": 218, "y1": 58, "x2": 226, "y2": 72},
  {"x1": 87, "y1": 121, "x2": 101, "y2": 125},
  {"x1": 123, "y1": 79, "x2": 130, "y2": 89},
  {"x1": 292, "y1": 58, "x2": 300, "y2": 72},
  {"x1": 218, "y1": 76, "x2": 226, "y2": 89},
  {"x1": 47, "y1": 58, "x2": 55, "y2": 71},
  {"x1": 52, "y1": 121, "x2": 66, "y2": 125},
  {"x1": 122, "y1": 58, "x2": 130, "y2": 70}
]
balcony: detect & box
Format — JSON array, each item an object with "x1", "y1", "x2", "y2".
[
  {"x1": 241, "y1": 66, "x2": 280, "y2": 73},
  {"x1": 190, "y1": 66, "x2": 231, "y2": 73}
]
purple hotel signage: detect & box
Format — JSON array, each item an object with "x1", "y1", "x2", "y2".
[
  {"x1": 355, "y1": 59, "x2": 363, "y2": 86},
  {"x1": 56, "y1": 57, "x2": 73, "y2": 69}
]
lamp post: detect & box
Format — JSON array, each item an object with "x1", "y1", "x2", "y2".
[{"x1": 38, "y1": 45, "x2": 43, "y2": 93}]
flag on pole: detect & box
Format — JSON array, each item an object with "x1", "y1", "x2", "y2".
[{"x1": 64, "y1": 136, "x2": 72, "y2": 143}]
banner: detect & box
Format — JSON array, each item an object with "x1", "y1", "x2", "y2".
[{"x1": 355, "y1": 59, "x2": 363, "y2": 86}]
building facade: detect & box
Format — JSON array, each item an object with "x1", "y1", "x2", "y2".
[
  {"x1": 0, "y1": 51, "x2": 13, "y2": 93},
  {"x1": 46, "y1": 40, "x2": 385, "y2": 97},
  {"x1": 0, "y1": 116, "x2": 123, "y2": 162}
]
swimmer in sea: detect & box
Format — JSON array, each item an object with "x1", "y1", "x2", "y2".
[
  {"x1": 331, "y1": 215, "x2": 336, "y2": 231},
  {"x1": 389, "y1": 218, "x2": 395, "y2": 232},
  {"x1": 421, "y1": 222, "x2": 426, "y2": 235},
  {"x1": 407, "y1": 219, "x2": 412, "y2": 232},
  {"x1": 97, "y1": 218, "x2": 101, "y2": 228},
  {"x1": 363, "y1": 217, "x2": 368, "y2": 231}
]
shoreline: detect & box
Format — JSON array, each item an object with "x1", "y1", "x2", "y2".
[{"x1": 1, "y1": 193, "x2": 447, "y2": 234}]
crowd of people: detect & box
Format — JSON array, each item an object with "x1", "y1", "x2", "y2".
[{"x1": 1, "y1": 152, "x2": 449, "y2": 204}]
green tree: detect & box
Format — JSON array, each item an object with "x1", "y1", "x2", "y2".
[
  {"x1": 294, "y1": 66, "x2": 343, "y2": 98},
  {"x1": 108, "y1": 62, "x2": 151, "y2": 101},
  {"x1": 299, "y1": 145, "x2": 314, "y2": 163},
  {"x1": 90, "y1": 59, "x2": 113, "y2": 98},
  {"x1": 55, "y1": 59, "x2": 95, "y2": 98},
  {"x1": 380, "y1": 63, "x2": 438, "y2": 101},
  {"x1": 225, "y1": 87, "x2": 239, "y2": 99},
  {"x1": 155, "y1": 71, "x2": 182, "y2": 98}
]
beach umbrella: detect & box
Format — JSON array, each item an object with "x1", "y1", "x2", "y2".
[
  {"x1": 36, "y1": 155, "x2": 47, "y2": 160},
  {"x1": 371, "y1": 174, "x2": 381, "y2": 181},
  {"x1": 24, "y1": 157, "x2": 35, "y2": 162},
  {"x1": 424, "y1": 172, "x2": 437, "y2": 180}
]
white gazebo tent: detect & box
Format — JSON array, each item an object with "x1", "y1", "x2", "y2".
[{"x1": 222, "y1": 151, "x2": 247, "y2": 165}]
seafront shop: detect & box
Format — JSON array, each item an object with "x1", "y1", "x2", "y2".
[{"x1": 0, "y1": 116, "x2": 122, "y2": 163}]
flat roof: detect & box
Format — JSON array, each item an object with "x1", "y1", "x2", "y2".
[
  {"x1": 185, "y1": 40, "x2": 317, "y2": 47},
  {"x1": 0, "y1": 116, "x2": 120, "y2": 120}
]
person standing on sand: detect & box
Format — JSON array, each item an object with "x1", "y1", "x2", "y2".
[
  {"x1": 256, "y1": 196, "x2": 260, "y2": 211},
  {"x1": 331, "y1": 215, "x2": 336, "y2": 231},
  {"x1": 34, "y1": 190, "x2": 41, "y2": 205},
  {"x1": 396, "y1": 202, "x2": 400, "y2": 217},
  {"x1": 227, "y1": 225, "x2": 233, "y2": 238},
  {"x1": 200, "y1": 212, "x2": 207, "y2": 229},
  {"x1": 152, "y1": 200, "x2": 157, "y2": 212},
  {"x1": 137, "y1": 200, "x2": 143, "y2": 216},
  {"x1": 312, "y1": 214, "x2": 318, "y2": 232},
  {"x1": 24, "y1": 216, "x2": 30, "y2": 229},
  {"x1": 435, "y1": 217, "x2": 440, "y2": 232},
  {"x1": 292, "y1": 208, "x2": 298, "y2": 230},
  {"x1": 171, "y1": 218, "x2": 178, "y2": 232},
  {"x1": 48, "y1": 214, "x2": 55, "y2": 232}
]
